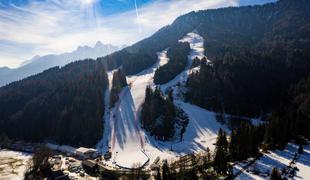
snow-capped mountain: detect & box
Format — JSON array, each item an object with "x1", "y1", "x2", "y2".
[{"x1": 0, "y1": 42, "x2": 121, "y2": 87}]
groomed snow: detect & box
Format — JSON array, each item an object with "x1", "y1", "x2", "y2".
[
  {"x1": 142, "y1": 32, "x2": 227, "y2": 161},
  {"x1": 98, "y1": 32, "x2": 228, "y2": 169},
  {"x1": 174, "y1": 101, "x2": 227, "y2": 152},
  {"x1": 111, "y1": 87, "x2": 148, "y2": 168},
  {"x1": 160, "y1": 32, "x2": 206, "y2": 93},
  {"x1": 98, "y1": 49, "x2": 170, "y2": 169},
  {"x1": 179, "y1": 32, "x2": 205, "y2": 61},
  {"x1": 127, "y1": 49, "x2": 169, "y2": 108}
]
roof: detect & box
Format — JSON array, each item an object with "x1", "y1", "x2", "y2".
[{"x1": 75, "y1": 147, "x2": 97, "y2": 154}]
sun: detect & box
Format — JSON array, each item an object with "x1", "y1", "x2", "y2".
[{"x1": 81, "y1": 0, "x2": 94, "y2": 5}]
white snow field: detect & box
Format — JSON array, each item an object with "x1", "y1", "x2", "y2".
[
  {"x1": 0, "y1": 149, "x2": 31, "y2": 180},
  {"x1": 234, "y1": 143, "x2": 310, "y2": 180},
  {"x1": 98, "y1": 49, "x2": 170, "y2": 169}
]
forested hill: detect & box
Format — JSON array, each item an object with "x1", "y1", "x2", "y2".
[
  {"x1": 185, "y1": 0, "x2": 310, "y2": 117},
  {"x1": 96, "y1": 0, "x2": 310, "y2": 117},
  {"x1": 0, "y1": 60, "x2": 108, "y2": 147}
]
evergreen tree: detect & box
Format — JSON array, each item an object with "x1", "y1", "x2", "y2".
[
  {"x1": 269, "y1": 168, "x2": 283, "y2": 180},
  {"x1": 298, "y1": 145, "x2": 304, "y2": 154},
  {"x1": 110, "y1": 69, "x2": 128, "y2": 107},
  {"x1": 162, "y1": 160, "x2": 170, "y2": 180},
  {"x1": 213, "y1": 128, "x2": 229, "y2": 174},
  {"x1": 141, "y1": 86, "x2": 177, "y2": 140}
]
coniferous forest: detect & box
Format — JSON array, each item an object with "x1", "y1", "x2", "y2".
[
  {"x1": 0, "y1": 60, "x2": 108, "y2": 147},
  {"x1": 154, "y1": 42, "x2": 190, "y2": 84},
  {"x1": 109, "y1": 69, "x2": 128, "y2": 107},
  {"x1": 140, "y1": 86, "x2": 176, "y2": 140}
]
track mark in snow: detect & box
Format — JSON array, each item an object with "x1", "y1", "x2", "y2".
[{"x1": 101, "y1": 49, "x2": 170, "y2": 169}]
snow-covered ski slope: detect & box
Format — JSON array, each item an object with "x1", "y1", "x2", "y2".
[
  {"x1": 111, "y1": 87, "x2": 148, "y2": 168},
  {"x1": 98, "y1": 32, "x2": 228, "y2": 169},
  {"x1": 99, "y1": 49, "x2": 170, "y2": 169},
  {"x1": 160, "y1": 32, "x2": 205, "y2": 93},
  {"x1": 147, "y1": 32, "x2": 226, "y2": 154}
]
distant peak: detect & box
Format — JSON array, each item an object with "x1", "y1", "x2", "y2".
[
  {"x1": 95, "y1": 41, "x2": 104, "y2": 48},
  {"x1": 77, "y1": 45, "x2": 91, "y2": 50},
  {"x1": 0, "y1": 66, "x2": 10, "y2": 70},
  {"x1": 31, "y1": 55, "x2": 41, "y2": 60}
]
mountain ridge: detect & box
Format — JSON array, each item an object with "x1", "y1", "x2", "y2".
[{"x1": 0, "y1": 41, "x2": 120, "y2": 87}]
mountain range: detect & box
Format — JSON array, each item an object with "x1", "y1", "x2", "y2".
[{"x1": 0, "y1": 42, "x2": 121, "y2": 87}]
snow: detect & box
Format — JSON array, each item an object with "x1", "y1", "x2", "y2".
[
  {"x1": 98, "y1": 49, "x2": 170, "y2": 169},
  {"x1": 234, "y1": 143, "x2": 310, "y2": 180},
  {"x1": 173, "y1": 101, "x2": 227, "y2": 152},
  {"x1": 96, "y1": 32, "x2": 227, "y2": 169},
  {"x1": 110, "y1": 87, "x2": 148, "y2": 168},
  {"x1": 160, "y1": 32, "x2": 206, "y2": 93},
  {"x1": 0, "y1": 149, "x2": 31, "y2": 180},
  {"x1": 295, "y1": 144, "x2": 310, "y2": 180},
  {"x1": 141, "y1": 33, "x2": 228, "y2": 162},
  {"x1": 127, "y1": 49, "x2": 169, "y2": 108},
  {"x1": 179, "y1": 32, "x2": 205, "y2": 61},
  {"x1": 97, "y1": 32, "x2": 231, "y2": 169}
]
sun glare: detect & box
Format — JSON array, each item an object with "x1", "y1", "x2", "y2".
[{"x1": 81, "y1": 0, "x2": 94, "y2": 5}]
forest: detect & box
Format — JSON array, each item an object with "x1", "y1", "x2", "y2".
[
  {"x1": 0, "y1": 60, "x2": 108, "y2": 147},
  {"x1": 186, "y1": 0, "x2": 310, "y2": 117},
  {"x1": 154, "y1": 42, "x2": 190, "y2": 84},
  {"x1": 109, "y1": 69, "x2": 128, "y2": 107},
  {"x1": 140, "y1": 86, "x2": 176, "y2": 140}
]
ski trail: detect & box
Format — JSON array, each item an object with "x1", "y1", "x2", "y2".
[{"x1": 101, "y1": 49, "x2": 170, "y2": 169}]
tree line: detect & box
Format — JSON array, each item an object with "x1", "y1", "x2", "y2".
[
  {"x1": 109, "y1": 69, "x2": 128, "y2": 107},
  {"x1": 154, "y1": 42, "x2": 191, "y2": 84}
]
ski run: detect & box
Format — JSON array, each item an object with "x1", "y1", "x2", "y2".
[{"x1": 98, "y1": 32, "x2": 229, "y2": 169}]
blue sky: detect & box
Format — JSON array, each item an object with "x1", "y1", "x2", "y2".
[{"x1": 0, "y1": 0, "x2": 277, "y2": 68}]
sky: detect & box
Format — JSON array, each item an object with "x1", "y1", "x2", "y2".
[{"x1": 0, "y1": 0, "x2": 277, "y2": 68}]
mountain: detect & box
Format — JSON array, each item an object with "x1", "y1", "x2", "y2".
[
  {"x1": 0, "y1": 67, "x2": 10, "y2": 77},
  {"x1": 97, "y1": 0, "x2": 310, "y2": 117},
  {"x1": 0, "y1": 0, "x2": 309, "y2": 147},
  {"x1": 0, "y1": 42, "x2": 120, "y2": 87}
]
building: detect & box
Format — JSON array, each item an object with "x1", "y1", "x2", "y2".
[{"x1": 75, "y1": 147, "x2": 99, "y2": 159}]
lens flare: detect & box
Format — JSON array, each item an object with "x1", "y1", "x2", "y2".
[{"x1": 81, "y1": 0, "x2": 94, "y2": 5}]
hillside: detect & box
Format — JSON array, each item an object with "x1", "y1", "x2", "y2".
[
  {"x1": 96, "y1": 0, "x2": 310, "y2": 117},
  {"x1": 0, "y1": 60, "x2": 108, "y2": 147}
]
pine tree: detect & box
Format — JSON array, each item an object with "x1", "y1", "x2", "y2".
[
  {"x1": 110, "y1": 69, "x2": 128, "y2": 107},
  {"x1": 229, "y1": 130, "x2": 239, "y2": 161},
  {"x1": 162, "y1": 160, "x2": 170, "y2": 180},
  {"x1": 269, "y1": 168, "x2": 282, "y2": 180},
  {"x1": 213, "y1": 128, "x2": 229, "y2": 174}
]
